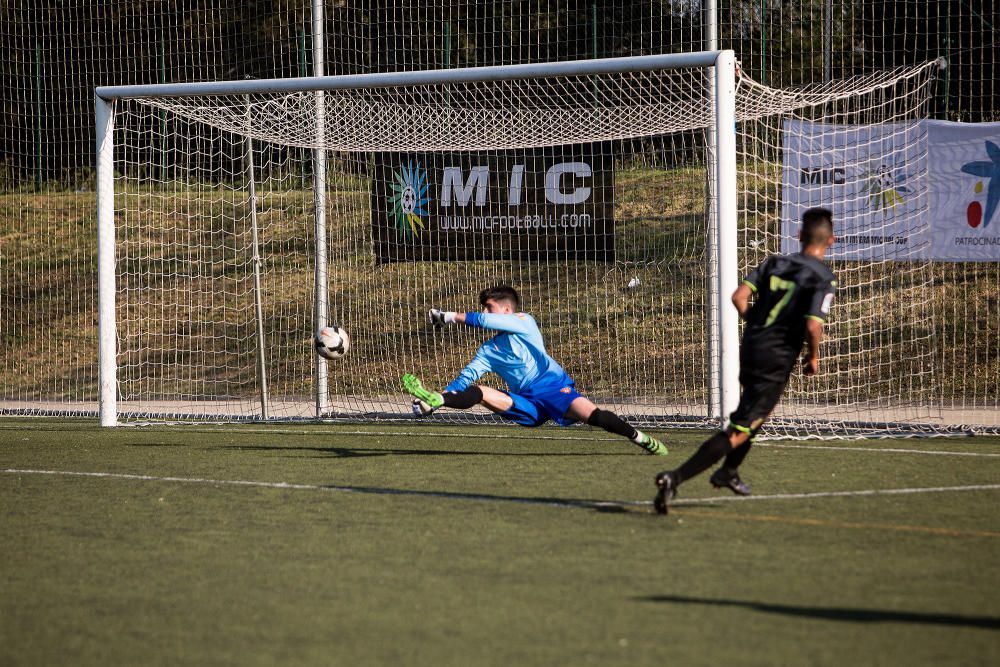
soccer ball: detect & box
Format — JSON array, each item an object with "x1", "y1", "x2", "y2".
[{"x1": 314, "y1": 326, "x2": 350, "y2": 360}]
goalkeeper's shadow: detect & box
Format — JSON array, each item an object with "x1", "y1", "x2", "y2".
[{"x1": 211, "y1": 443, "x2": 627, "y2": 458}]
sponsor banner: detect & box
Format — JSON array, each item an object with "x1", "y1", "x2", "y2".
[
  {"x1": 781, "y1": 119, "x2": 1000, "y2": 261},
  {"x1": 372, "y1": 144, "x2": 614, "y2": 263},
  {"x1": 781, "y1": 119, "x2": 929, "y2": 260},
  {"x1": 925, "y1": 120, "x2": 1000, "y2": 261}
]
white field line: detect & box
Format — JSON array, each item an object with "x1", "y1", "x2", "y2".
[
  {"x1": 674, "y1": 483, "x2": 1000, "y2": 506},
  {"x1": 16, "y1": 423, "x2": 994, "y2": 458},
  {"x1": 752, "y1": 443, "x2": 1000, "y2": 458},
  {"x1": 3, "y1": 467, "x2": 1000, "y2": 510},
  {"x1": 146, "y1": 428, "x2": 1000, "y2": 458}
]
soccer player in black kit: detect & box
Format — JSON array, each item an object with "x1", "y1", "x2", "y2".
[{"x1": 653, "y1": 207, "x2": 838, "y2": 514}]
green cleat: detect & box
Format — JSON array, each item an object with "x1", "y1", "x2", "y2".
[
  {"x1": 637, "y1": 432, "x2": 669, "y2": 456},
  {"x1": 402, "y1": 373, "x2": 444, "y2": 409}
]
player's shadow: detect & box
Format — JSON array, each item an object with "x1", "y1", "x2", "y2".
[
  {"x1": 635, "y1": 594, "x2": 1000, "y2": 630},
  {"x1": 213, "y1": 444, "x2": 625, "y2": 458},
  {"x1": 316, "y1": 481, "x2": 643, "y2": 513}
]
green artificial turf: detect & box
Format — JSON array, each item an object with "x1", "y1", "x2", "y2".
[{"x1": 2, "y1": 419, "x2": 999, "y2": 666}]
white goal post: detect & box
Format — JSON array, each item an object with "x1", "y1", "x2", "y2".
[
  {"x1": 95, "y1": 51, "x2": 741, "y2": 429},
  {"x1": 93, "y1": 51, "x2": 971, "y2": 438}
]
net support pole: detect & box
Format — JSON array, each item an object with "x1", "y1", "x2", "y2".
[
  {"x1": 95, "y1": 94, "x2": 117, "y2": 427},
  {"x1": 312, "y1": 0, "x2": 329, "y2": 417},
  {"x1": 714, "y1": 50, "x2": 740, "y2": 424},
  {"x1": 244, "y1": 98, "x2": 270, "y2": 420}
]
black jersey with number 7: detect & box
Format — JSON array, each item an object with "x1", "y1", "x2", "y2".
[{"x1": 740, "y1": 253, "x2": 837, "y2": 366}]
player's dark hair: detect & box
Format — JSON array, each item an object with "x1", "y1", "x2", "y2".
[
  {"x1": 801, "y1": 207, "x2": 834, "y2": 246},
  {"x1": 480, "y1": 285, "x2": 520, "y2": 310}
]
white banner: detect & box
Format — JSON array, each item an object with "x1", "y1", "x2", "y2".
[
  {"x1": 925, "y1": 120, "x2": 1000, "y2": 261},
  {"x1": 781, "y1": 119, "x2": 1000, "y2": 261},
  {"x1": 781, "y1": 119, "x2": 929, "y2": 260}
]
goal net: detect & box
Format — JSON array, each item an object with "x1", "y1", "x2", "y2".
[{"x1": 95, "y1": 52, "x2": 970, "y2": 438}]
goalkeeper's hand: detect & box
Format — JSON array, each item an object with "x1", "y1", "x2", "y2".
[
  {"x1": 411, "y1": 399, "x2": 436, "y2": 417},
  {"x1": 428, "y1": 308, "x2": 457, "y2": 328}
]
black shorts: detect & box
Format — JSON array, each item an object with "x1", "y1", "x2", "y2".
[
  {"x1": 728, "y1": 356, "x2": 793, "y2": 434},
  {"x1": 729, "y1": 374, "x2": 788, "y2": 433}
]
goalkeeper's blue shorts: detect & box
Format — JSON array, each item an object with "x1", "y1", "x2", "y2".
[{"x1": 500, "y1": 379, "x2": 583, "y2": 427}]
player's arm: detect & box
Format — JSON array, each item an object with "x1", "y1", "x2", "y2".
[
  {"x1": 463, "y1": 312, "x2": 535, "y2": 335},
  {"x1": 731, "y1": 283, "x2": 753, "y2": 320},
  {"x1": 429, "y1": 308, "x2": 533, "y2": 335},
  {"x1": 443, "y1": 347, "x2": 492, "y2": 393},
  {"x1": 803, "y1": 318, "x2": 823, "y2": 376},
  {"x1": 733, "y1": 257, "x2": 768, "y2": 320},
  {"x1": 802, "y1": 276, "x2": 837, "y2": 376}
]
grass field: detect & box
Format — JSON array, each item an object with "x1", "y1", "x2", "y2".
[{"x1": 2, "y1": 419, "x2": 999, "y2": 666}]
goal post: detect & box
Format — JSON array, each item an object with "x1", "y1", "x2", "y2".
[
  {"x1": 92, "y1": 52, "x2": 961, "y2": 438},
  {"x1": 713, "y1": 50, "x2": 740, "y2": 429},
  {"x1": 95, "y1": 50, "x2": 741, "y2": 428},
  {"x1": 95, "y1": 94, "x2": 117, "y2": 427}
]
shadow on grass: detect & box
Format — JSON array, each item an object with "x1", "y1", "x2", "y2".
[
  {"x1": 635, "y1": 594, "x2": 1000, "y2": 629},
  {"x1": 314, "y1": 481, "x2": 649, "y2": 513},
  {"x1": 214, "y1": 444, "x2": 629, "y2": 458}
]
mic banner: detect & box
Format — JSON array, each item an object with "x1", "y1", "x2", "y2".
[{"x1": 372, "y1": 144, "x2": 614, "y2": 263}]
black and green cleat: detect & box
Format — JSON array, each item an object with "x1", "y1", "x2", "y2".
[
  {"x1": 637, "y1": 433, "x2": 669, "y2": 456},
  {"x1": 402, "y1": 374, "x2": 445, "y2": 409},
  {"x1": 710, "y1": 468, "x2": 752, "y2": 496},
  {"x1": 653, "y1": 470, "x2": 677, "y2": 515}
]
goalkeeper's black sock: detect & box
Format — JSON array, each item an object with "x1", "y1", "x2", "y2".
[
  {"x1": 442, "y1": 386, "x2": 483, "y2": 410},
  {"x1": 586, "y1": 408, "x2": 639, "y2": 440},
  {"x1": 674, "y1": 432, "x2": 731, "y2": 484},
  {"x1": 722, "y1": 440, "x2": 752, "y2": 475}
]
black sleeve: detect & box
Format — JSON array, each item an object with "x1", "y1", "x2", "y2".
[
  {"x1": 742, "y1": 257, "x2": 770, "y2": 293},
  {"x1": 806, "y1": 276, "x2": 837, "y2": 322}
]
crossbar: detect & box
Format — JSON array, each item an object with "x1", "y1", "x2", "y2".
[{"x1": 96, "y1": 51, "x2": 726, "y2": 100}]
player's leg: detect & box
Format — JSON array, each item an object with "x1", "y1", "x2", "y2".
[
  {"x1": 654, "y1": 377, "x2": 777, "y2": 513},
  {"x1": 402, "y1": 373, "x2": 446, "y2": 409},
  {"x1": 564, "y1": 397, "x2": 668, "y2": 455},
  {"x1": 403, "y1": 374, "x2": 498, "y2": 415},
  {"x1": 653, "y1": 427, "x2": 749, "y2": 513},
  {"x1": 707, "y1": 375, "x2": 785, "y2": 496},
  {"x1": 709, "y1": 427, "x2": 758, "y2": 496},
  {"x1": 476, "y1": 385, "x2": 514, "y2": 414}
]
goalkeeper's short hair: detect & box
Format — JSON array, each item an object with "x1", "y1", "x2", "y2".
[{"x1": 480, "y1": 285, "x2": 520, "y2": 310}]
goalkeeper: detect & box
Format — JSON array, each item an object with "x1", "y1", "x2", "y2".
[{"x1": 402, "y1": 285, "x2": 668, "y2": 455}]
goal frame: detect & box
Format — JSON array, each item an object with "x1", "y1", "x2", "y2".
[{"x1": 94, "y1": 50, "x2": 740, "y2": 427}]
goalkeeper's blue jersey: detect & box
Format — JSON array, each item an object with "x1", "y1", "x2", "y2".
[{"x1": 444, "y1": 312, "x2": 573, "y2": 395}]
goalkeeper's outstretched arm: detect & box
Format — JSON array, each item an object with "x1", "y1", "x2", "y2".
[{"x1": 429, "y1": 308, "x2": 534, "y2": 335}]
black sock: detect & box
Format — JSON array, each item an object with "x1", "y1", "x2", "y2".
[
  {"x1": 674, "y1": 432, "x2": 731, "y2": 484},
  {"x1": 442, "y1": 386, "x2": 483, "y2": 409},
  {"x1": 586, "y1": 408, "x2": 639, "y2": 440},
  {"x1": 722, "y1": 440, "x2": 752, "y2": 474}
]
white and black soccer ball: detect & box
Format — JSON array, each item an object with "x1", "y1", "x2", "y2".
[{"x1": 315, "y1": 326, "x2": 350, "y2": 360}]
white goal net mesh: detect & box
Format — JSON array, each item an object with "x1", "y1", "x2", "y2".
[{"x1": 101, "y1": 58, "x2": 994, "y2": 437}]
